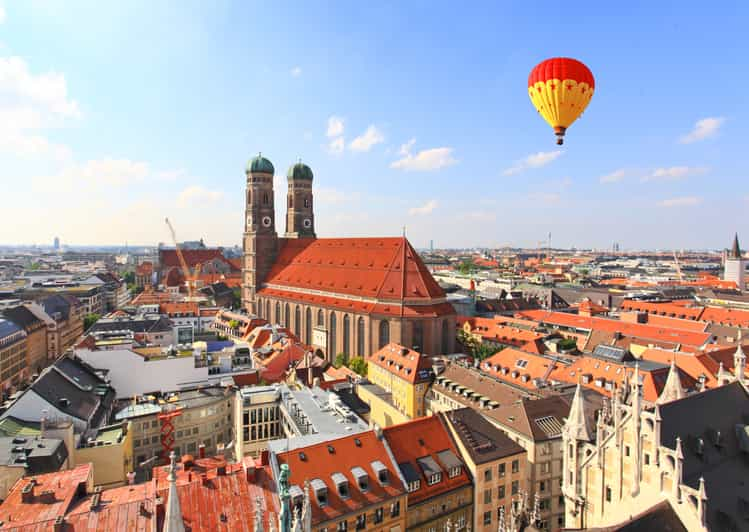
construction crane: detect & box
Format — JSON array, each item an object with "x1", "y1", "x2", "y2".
[
  {"x1": 165, "y1": 217, "x2": 196, "y2": 299},
  {"x1": 673, "y1": 251, "x2": 684, "y2": 283}
]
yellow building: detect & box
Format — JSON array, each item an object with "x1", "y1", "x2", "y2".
[
  {"x1": 356, "y1": 381, "x2": 410, "y2": 428},
  {"x1": 366, "y1": 343, "x2": 433, "y2": 420}
]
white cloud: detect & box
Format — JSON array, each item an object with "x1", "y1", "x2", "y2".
[
  {"x1": 503, "y1": 150, "x2": 563, "y2": 176},
  {"x1": 349, "y1": 125, "x2": 384, "y2": 152},
  {"x1": 657, "y1": 196, "x2": 702, "y2": 208},
  {"x1": 290, "y1": 66, "x2": 302, "y2": 78},
  {"x1": 399, "y1": 138, "x2": 416, "y2": 156},
  {"x1": 154, "y1": 169, "x2": 186, "y2": 182},
  {"x1": 391, "y1": 140, "x2": 457, "y2": 172},
  {"x1": 78, "y1": 158, "x2": 150, "y2": 185},
  {"x1": 326, "y1": 116, "x2": 344, "y2": 138},
  {"x1": 645, "y1": 166, "x2": 708, "y2": 181},
  {"x1": 177, "y1": 185, "x2": 223, "y2": 207},
  {"x1": 0, "y1": 56, "x2": 81, "y2": 119},
  {"x1": 679, "y1": 117, "x2": 725, "y2": 144},
  {"x1": 328, "y1": 136, "x2": 345, "y2": 155},
  {"x1": 600, "y1": 169, "x2": 626, "y2": 184},
  {"x1": 408, "y1": 199, "x2": 438, "y2": 215}
]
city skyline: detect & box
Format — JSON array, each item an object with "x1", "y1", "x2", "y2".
[{"x1": 1, "y1": 1, "x2": 747, "y2": 249}]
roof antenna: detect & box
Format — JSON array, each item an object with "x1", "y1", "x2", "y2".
[{"x1": 402, "y1": 226, "x2": 406, "y2": 237}]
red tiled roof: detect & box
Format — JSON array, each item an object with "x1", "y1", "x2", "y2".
[
  {"x1": 263, "y1": 237, "x2": 445, "y2": 301},
  {"x1": 256, "y1": 342, "x2": 308, "y2": 382},
  {"x1": 517, "y1": 310, "x2": 712, "y2": 348},
  {"x1": 276, "y1": 431, "x2": 406, "y2": 526},
  {"x1": 0, "y1": 464, "x2": 92, "y2": 528},
  {"x1": 382, "y1": 416, "x2": 471, "y2": 505},
  {"x1": 481, "y1": 348, "x2": 560, "y2": 390},
  {"x1": 369, "y1": 343, "x2": 433, "y2": 384},
  {"x1": 159, "y1": 248, "x2": 227, "y2": 269},
  {"x1": 258, "y1": 287, "x2": 455, "y2": 318},
  {"x1": 135, "y1": 261, "x2": 153, "y2": 276},
  {"x1": 462, "y1": 316, "x2": 545, "y2": 346},
  {"x1": 159, "y1": 302, "x2": 199, "y2": 316},
  {"x1": 638, "y1": 348, "x2": 721, "y2": 389}
]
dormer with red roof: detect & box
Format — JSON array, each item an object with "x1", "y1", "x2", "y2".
[{"x1": 383, "y1": 416, "x2": 473, "y2": 530}]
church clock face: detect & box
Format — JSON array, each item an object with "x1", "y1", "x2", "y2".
[
  {"x1": 303, "y1": 218, "x2": 312, "y2": 229},
  {"x1": 262, "y1": 216, "x2": 272, "y2": 227}
]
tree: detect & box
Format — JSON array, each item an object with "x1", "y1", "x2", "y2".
[
  {"x1": 348, "y1": 356, "x2": 368, "y2": 376},
  {"x1": 231, "y1": 288, "x2": 242, "y2": 309},
  {"x1": 334, "y1": 352, "x2": 347, "y2": 369},
  {"x1": 123, "y1": 272, "x2": 135, "y2": 284},
  {"x1": 558, "y1": 338, "x2": 578, "y2": 352},
  {"x1": 458, "y1": 260, "x2": 475, "y2": 275},
  {"x1": 83, "y1": 313, "x2": 101, "y2": 331},
  {"x1": 228, "y1": 319, "x2": 240, "y2": 330}
]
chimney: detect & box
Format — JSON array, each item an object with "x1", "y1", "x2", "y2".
[
  {"x1": 53, "y1": 516, "x2": 65, "y2": 532},
  {"x1": 198, "y1": 444, "x2": 206, "y2": 459},
  {"x1": 260, "y1": 450, "x2": 270, "y2": 466},
  {"x1": 21, "y1": 481, "x2": 35, "y2": 503},
  {"x1": 38, "y1": 490, "x2": 56, "y2": 504},
  {"x1": 216, "y1": 460, "x2": 227, "y2": 476},
  {"x1": 245, "y1": 461, "x2": 256, "y2": 482}
]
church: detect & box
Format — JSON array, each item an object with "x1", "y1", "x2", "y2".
[{"x1": 241, "y1": 154, "x2": 456, "y2": 362}]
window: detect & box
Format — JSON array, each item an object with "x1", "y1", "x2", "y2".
[
  {"x1": 625, "y1": 445, "x2": 630, "y2": 457},
  {"x1": 317, "y1": 309, "x2": 324, "y2": 327},
  {"x1": 484, "y1": 489, "x2": 492, "y2": 504},
  {"x1": 511, "y1": 459, "x2": 519, "y2": 473},
  {"x1": 441, "y1": 320, "x2": 450, "y2": 354},
  {"x1": 355, "y1": 514, "x2": 365, "y2": 530},
  {"x1": 515, "y1": 359, "x2": 528, "y2": 368},
  {"x1": 483, "y1": 511, "x2": 492, "y2": 525},
  {"x1": 605, "y1": 486, "x2": 612, "y2": 502},
  {"x1": 295, "y1": 306, "x2": 301, "y2": 337},
  {"x1": 511, "y1": 480, "x2": 519, "y2": 495},
  {"x1": 484, "y1": 468, "x2": 492, "y2": 482},
  {"x1": 645, "y1": 453, "x2": 650, "y2": 465},
  {"x1": 304, "y1": 197, "x2": 310, "y2": 208},
  {"x1": 390, "y1": 500, "x2": 400, "y2": 517},
  {"x1": 342, "y1": 314, "x2": 351, "y2": 356},
  {"x1": 540, "y1": 461, "x2": 550, "y2": 474},
  {"x1": 499, "y1": 463, "x2": 506, "y2": 477},
  {"x1": 407, "y1": 480, "x2": 420, "y2": 492},
  {"x1": 449, "y1": 466, "x2": 461, "y2": 478},
  {"x1": 379, "y1": 320, "x2": 390, "y2": 349},
  {"x1": 329, "y1": 312, "x2": 337, "y2": 356},
  {"x1": 558, "y1": 496, "x2": 565, "y2": 506},
  {"x1": 336, "y1": 520, "x2": 347, "y2": 532},
  {"x1": 427, "y1": 472, "x2": 441, "y2": 485},
  {"x1": 498, "y1": 485, "x2": 505, "y2": 499},
  {"x1": 357, "y1": 318, "x2": 365, "y2": 356},
  {"x1": 374, "y1": 507, "x2": 383, "y2": 524},
  {"x1": 540, "y1": 498, "x2": 550, "y2": 511},
  {"x1": 539, "y1": 480, "x2": 547, "y2": 493},
  {"x1": 412, "y1": 321, "x2": 423, "y2": 352},
  {"x1": 305, "y1": 308, "x2": 312, "y2": 345}
]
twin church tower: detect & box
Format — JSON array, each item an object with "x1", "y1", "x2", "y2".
[{"x1": 242, "y1": 154, "x2": 316, "y2": 312}]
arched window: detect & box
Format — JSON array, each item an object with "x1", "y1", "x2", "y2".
[
  {"x1": 263, "y1": 192, "x2": 269, "y2": 205},
  {"x1": 317, "y1": 309, "x2": 324, "y2": 327},
  {"x1": 379, "y1": 320, "x2": 390, "y2": 349},
  {"x1": 288, "y1": 196, "x2": 292, "y2": 208},
  {"x1": 412, "y1": 321, "x2": 424, "y2": 353},
  {"x1": 343, "y1": 315, "x2": 351, "y2": 356},
  {"x1": 305, "y1": 308, "x2": 312, "y2": 345},
  {"x1": 256, "y1": 298, "x2": 262, "y2": 318},
  {"x1": 285, "y1": 303, "x2": 290, "y2": 327},
  {"x1": 304, "y1": 197, "x2": 310, "y2": 208},
  {"x1": 357, "y1": 317, "x2": 365, "y2": 357},
  {"x1": 441, "y1": 320, "x2": 449, "y2": 354},
  {"x1": 275, "y1": 302, "x2": 281, "y2": 324},
  {"x1": 265, "y1": 301, "x2": 270, "y2": 322},
  {"x1": 330, "y1": 313, "x2": 337, "y2": 359},
  {"x1": 295, "y1": 306, "x2": 301, "y2": 337}
]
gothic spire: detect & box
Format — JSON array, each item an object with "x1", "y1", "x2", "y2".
[
  {"x1": 735, "y1": 330, "x2": 746, "y2": 382},
  {"x1": 566, "y1": 380, "x2": 591, "y2": 441},
  {"x1": 657, "y1": 358, "x2": 686, "y2": 404},
  {"x1": 164, "y1": 452, "x2": 185, "y2": 532},
  {"x1": 731, "y1": 233, "x2": 742, "y2": 259}
]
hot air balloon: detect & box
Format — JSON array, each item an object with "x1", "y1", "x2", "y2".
[{"x1": 528, "y1": 57, "x2": 595, "y2": 145}]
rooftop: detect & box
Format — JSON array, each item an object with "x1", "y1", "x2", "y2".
[{"x1": 443, "y1": 408, "x2": 525, "y2": 465}]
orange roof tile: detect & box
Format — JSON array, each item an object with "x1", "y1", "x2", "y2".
[
  {"x1": 516, "y1": 310, "x2": 711, "y2": 348},
  {"x1": 638, "y1": 348, "x2": 720, "y2": 389},
  {"x1": 264, "y1": 237, "x2": 446, "y2": 301},
  {"x1": 369, "y1": 343, "x2": 433, "y2": 384},
  {"x1": 382, "y1": 416, "x2": 471, "y2": 505},
  {"x1": 276, "y1": 431, "x2": 406, "y2": 526},
  {"x1": 481, "y1": 348, "x2": 561, "y2": 390}
]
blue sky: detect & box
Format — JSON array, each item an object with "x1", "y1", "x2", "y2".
[{"x1": 0, "y1": 1, "x2": 746, "y2": 250}]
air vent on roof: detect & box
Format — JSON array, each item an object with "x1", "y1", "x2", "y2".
[
  {"x1": 327, "y1": 445, "x2": 335, "y2": 454},
  {"x1": 354, "y1": 438, "x2": 361, "y2": 447},
  {"x1": 299, "y1": 452, "x2": 307, "y2": 462},
  {"x1": 418, "y1": 438, "x2": 425, "y2": 446}
]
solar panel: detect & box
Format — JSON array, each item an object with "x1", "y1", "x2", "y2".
[{"x1": 593, "y1": 344, "x2": 627, "y2": 362}]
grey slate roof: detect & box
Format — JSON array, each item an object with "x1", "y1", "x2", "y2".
[
  {"x1": 658, "y1": 381, "x2": 749, "y2": 532},
  {"x1": 444, "y1": 408, "x2": 524, "y2": 464},
  {"x1": 1, "y1": 306, "x2": 44, "y2": 332}
]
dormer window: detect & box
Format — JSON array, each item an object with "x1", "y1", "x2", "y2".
[
  {"x1": 371, "y1": 460, "x2": 389, "y2": 485},
  {"x1": 351, "y1": 466, "x2": 369, "y2": 492},
  {"x1": 311, "y1": 478, "x2": 327, "y2": 507},
  {"x1": 449, "y1": 466, "x2": 461, "y2": 478},
  {"x1": 332, "y1": 472, "x2": 349, "y2": 499},
  {"x1": 427, "y1": 472, "x2": 442, "y2": 485},
  {"x1": 408, "y1": 479, "x2": 421, "y2": 492}
]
